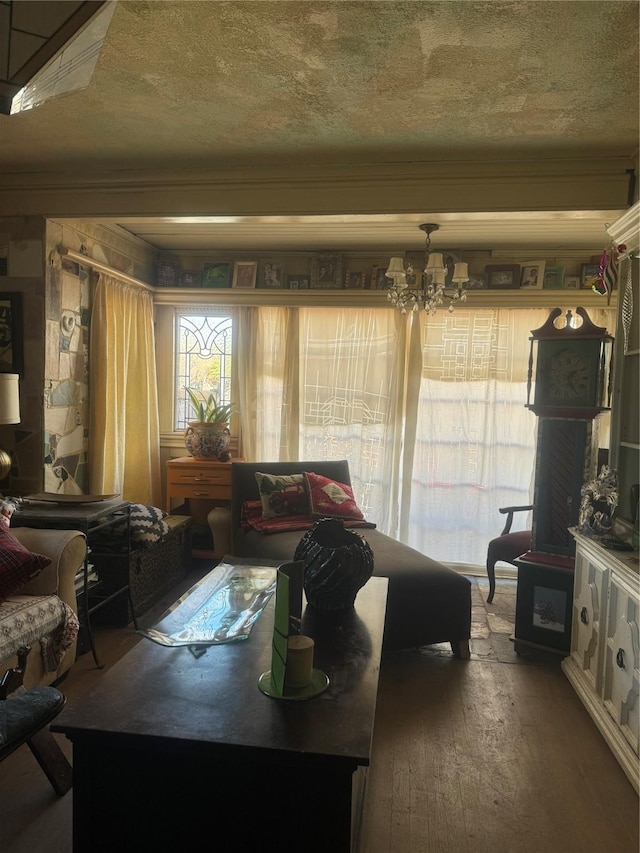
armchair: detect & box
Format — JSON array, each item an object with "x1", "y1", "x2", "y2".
[{"x1": 486, "y1": 505, "x2": 532, "y2": 603}]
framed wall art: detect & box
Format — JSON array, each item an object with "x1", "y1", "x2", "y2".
[
  {"x1": 581, "y1": 263, "x2": 600, "y2": 289},
  {"x1": 543, "y1": 266, "x2": 565, "y2": 289},
  {"x1": 344, "y1": 270, "x2": 365, "y2": 289},
  {"x1": 0, "y1": 292, "x2": 24, "y2": 376},
  {"x1": 565, "y1": 275, "x2": 580, "y2": 289},
  {"x1": 262, "y1": 262, "x2": 284, "y2": 288},
  {"x1": 466, "y1": 273, "x2": 487, "y2": 289},
  {"x1": 232, "y1": 261, "x2": 258, "y2": 288},
  {"x1": 520, "y1": 261, "x2": 545, "y2": 289},
  {"x1": 203, "y1": 262, "x2": 232, "y2": 288},
  {"x1": 371, "y1": 265, "x2": 393, "y2": 290},
  {"x1": 312, "y1": 254, "x2": 341, "y2": 288},
  {"x1": 485, "y1": 264, "x2": 521, "y2": 289}
]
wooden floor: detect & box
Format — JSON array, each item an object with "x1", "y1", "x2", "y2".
[{"x1": 1, "y1": 570, "x2": 638, "y2": 853}]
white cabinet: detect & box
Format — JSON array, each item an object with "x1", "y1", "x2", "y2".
[{"x1": 562, "y1": 531, "x2": 640, "y2": 793}]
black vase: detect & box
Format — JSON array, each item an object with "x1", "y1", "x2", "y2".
[{"x1": 294, "y1": 517, "x2": 374, "y2": 611}]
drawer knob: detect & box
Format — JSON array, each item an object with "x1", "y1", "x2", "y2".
[
  {"x1": 580, "y1": 607, "x2": 589, "y2": 625},
  {"x1": 616, "y1": 648, "x2": 625, "y2": 669}
]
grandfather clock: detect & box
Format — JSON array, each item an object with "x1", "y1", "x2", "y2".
[{"x1": 513, "y1": 306, "x2": 614, "y2": 654}]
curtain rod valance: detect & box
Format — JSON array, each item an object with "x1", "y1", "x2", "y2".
[{"x1": 58, "y1": 247, "x2": 154, "y2": 292}]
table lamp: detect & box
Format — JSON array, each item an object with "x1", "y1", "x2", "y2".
[{"x1": 0, "y1": 373, "x2": 20, "y2": 481}]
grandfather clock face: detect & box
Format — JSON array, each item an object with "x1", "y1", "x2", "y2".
[{"x1": 534, "y1": 339, "x2": 601, "y2": 410}]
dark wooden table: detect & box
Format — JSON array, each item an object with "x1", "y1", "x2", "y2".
[{"x1": 53, "y1": 571, "x2": 388, "y2": 853}]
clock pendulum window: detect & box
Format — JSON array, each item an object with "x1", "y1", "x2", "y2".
[{"x1": 512, "y1": 307, "x2": 614, "y2": 656}]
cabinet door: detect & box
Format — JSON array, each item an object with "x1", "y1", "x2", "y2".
[
  {"x1": 603, "y1": 575, "x2": 640, "y2": 756},
  {"x1": 571, "y1": 546, "x2": 607, "y2": 693}
]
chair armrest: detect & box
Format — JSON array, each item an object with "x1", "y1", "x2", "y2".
[
  {"x1": 9, "y1": 528, "x2": 87, "y2": 616},
  {"x1": 498, "y1": 505, "x2": 534, "y2": 536}
]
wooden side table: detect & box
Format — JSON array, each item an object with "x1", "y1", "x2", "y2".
[{"x1": 165, "y1": 457, "x2": 241, "y2": 557}]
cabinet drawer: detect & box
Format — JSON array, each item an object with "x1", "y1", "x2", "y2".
[
  {"x1": 169, "y1": 484, "x2": 231, "y2": 500},
  {"x1": 168, "y1": 467, "x2": 232, "y2": 487}
]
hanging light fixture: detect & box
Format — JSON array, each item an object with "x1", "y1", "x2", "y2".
[{"x1": 386, "y1": 223, "x2": 469, "y2": 314}]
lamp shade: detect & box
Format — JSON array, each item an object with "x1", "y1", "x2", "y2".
[
  {"x1": 452, "y1": 262, "x2": 469, "y2": 282},
  {"x1": 0, "y1": 374, "x2": 20, "y2": 424}
]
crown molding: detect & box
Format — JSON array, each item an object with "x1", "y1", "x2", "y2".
[
  {"x1": 606, "y1": 201, "x2": 640, "y2": 253},
  {"x1": 0, "y1": 157, "x2": 634, "y2": 219}
]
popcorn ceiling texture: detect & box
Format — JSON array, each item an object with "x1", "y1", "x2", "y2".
[{"x1": 1, "y1": 0, "x2": 638, "y2": 172}]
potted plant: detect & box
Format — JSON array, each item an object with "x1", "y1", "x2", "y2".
[{"x1": 184, "y1": 388, "x2": 236, "y2": 461}]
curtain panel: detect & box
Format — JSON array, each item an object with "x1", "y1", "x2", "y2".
[
  {"x1": 89, "y1": 273, "x2": 162, "y2": 505},
  {"x1": 243, "y1": 304, "x2": 615, "y2": 570}
]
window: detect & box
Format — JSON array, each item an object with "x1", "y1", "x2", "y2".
[{"x1": 174, "y1": 312, "x2": 233, "y2": 430}]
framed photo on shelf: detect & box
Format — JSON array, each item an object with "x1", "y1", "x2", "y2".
[
  {"x1": 232, "y1": 261, "x2": 258, "y2": 288},
  {"x1": 485, "y1": 264, "x2": 521, "y2": 289},
  {"x1": 371, "y1": 265, "x2": 393, "y2": 290},
  {"x1": 262, "y1": 262, "x2": 284, "y2": 288},
  {"x1": 180, "y1": 269, "x2": 202, "y2": 288},
  {"x1": 543, "y1": 266, "x2": 565, "y2": 289},
  {"x1": 520, "y1": 261, "x2": 545, "y2": 289},
  {"x1": 565, "y1": 275, "x2": 580, "y2": 290},
  {"x1": 287, "y1": 274, "x2": 311, "y2": 290},
  {"x1": 0, "y1": 292, "x2": 24, "y2": 376},
  {"x1": 312, "y1": 254, "x2": 341, "y2": 288},
  {"x1": 581, "y1": 263, "x2": 600, "y2": 289},
  {"x1": 344, "y1": 270, "x2": 365, "y2": 289},
  {"x1": 203, "y1": 262, "x2": 232, "y2": 288},
  {"x1": 466, "y1": 273, "x2": 487, "y2": 289}
]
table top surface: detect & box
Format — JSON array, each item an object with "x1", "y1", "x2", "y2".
[
  {"x1": 13, "y1": 498, "x2": 129, "y2": 524},
  {"x1": 53, "y1": 567, "x2": 388, "y2": 766}
]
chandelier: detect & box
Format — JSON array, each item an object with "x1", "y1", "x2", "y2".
[{"x1": 386, "y1": 224, "x2": 469, "y2": 314}]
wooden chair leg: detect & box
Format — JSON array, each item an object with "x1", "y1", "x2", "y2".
[
  {"x1": 27, "y1": 727, "x2": 73, "y2": 796},
  {"x1": 486, "y1": 559, "x2": 497, "y2": 604}
]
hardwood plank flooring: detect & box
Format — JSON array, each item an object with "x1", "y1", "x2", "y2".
[{"x1": 1, "y1": 572, "x2": 638, "y2": 853}]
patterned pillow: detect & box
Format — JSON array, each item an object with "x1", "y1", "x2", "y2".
[
  {"x1": 303, "y1": 471, "x2": 365, "y2": 521},
  {"x1": 254, "y1": 472, "x2": 309, "y2": 519},
  {"x1": 0, "y1": 525, "x2": 52, "y2": 601},
  {"x1": 111, "y1": 504, "x2": 170, "y2": 547},
  {"x1": 0, "y1": 497, "x2": 18, "y2": 530}
]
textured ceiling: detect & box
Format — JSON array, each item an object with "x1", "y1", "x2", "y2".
[{"x1": 0, "y1": 0, "x2": 638, "y2": 250}]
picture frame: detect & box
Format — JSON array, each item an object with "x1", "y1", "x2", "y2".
[
  {"x1": 543, "y1": 265, "x2": 565, "y2": 289},
  {"x1": 180, "y1": 269, "x2": 201, "y2": 288},
  {"x1": 520, "y1": 261, "x2": 545, "y2": 289},
  {"x1": 466, "y1": 273, "x2": 487, "y2": 289},
  {"x1": 485, "y1": 264, "x2": 521, "y2": 289},
  {"x1": 565, "y1": 275, "x2": 580, "y2": 290},
  {"x1": 203, "y1": 262, "x2": 232, "y2": 288},
  {"x1": 232, "y1": 261, "x2": 258, "y2": 289},
  {"x1": 0, "y1": 292, "x2": 24, "y2": 376},
  {"x1": 286, "y1": 274, "x2": 310, "y2": 290},
  {"x1": 344, "y1": 270, "x2": 366, "y2": 289},
  {"x1": 371, "y1": 265, "x2": 393, "y2": 290},
  {"x1": 262, "y1": 262, "x2": 284, "y2": 288},
  {"x1": 312, "y1": 254, "x2": 341, "y2": 288},
  {"x1": 581, "y1": 263, "x2": 600, "y2": 289}
]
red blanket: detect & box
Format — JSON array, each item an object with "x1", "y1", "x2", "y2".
[{"x1": 240, "y1": 501, "x2": 376, "y2": 535}]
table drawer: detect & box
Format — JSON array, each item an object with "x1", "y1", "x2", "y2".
[
  {"x1": 170, "y1": 484, "x2": 231, "y2": 501},
  {"x1": 168, "y1": 468, "x2": 232, "y2": 486}
]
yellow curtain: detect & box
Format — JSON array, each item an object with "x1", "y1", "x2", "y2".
[{"x1": 89, "y1": 274, "x2": 161, "y2": 505}]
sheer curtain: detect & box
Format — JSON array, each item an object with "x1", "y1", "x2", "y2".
[
  {"x1": 241, "y1": 303, "x2": 615, "y2": 569},
  {"x1": 406, "y1": 306, "x2": 615, "y2": 568},
  {"x1": 89, "y1": 274, "x2": 162, "y2": 505}
]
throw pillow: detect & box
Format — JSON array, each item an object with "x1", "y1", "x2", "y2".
[
  {"x1": 303, "y1": 471, "x2": 365, "y2": 521},
  {"x1": 254, "y1": 472, "x2": 309, "y2": 519},
  {"x1": 111, "y1": 504, "x2": 170, "y2": 547},
  {"x1": 0, "y1": 525, "x2": 52, "y2": 601},
  {"x1": 0, "y1": 497, "x2": 18, "y2": 530}
]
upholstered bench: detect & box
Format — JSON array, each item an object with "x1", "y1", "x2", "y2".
[{"x1": 231, "y1": 460, "x2": 472, "y2": 657}]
